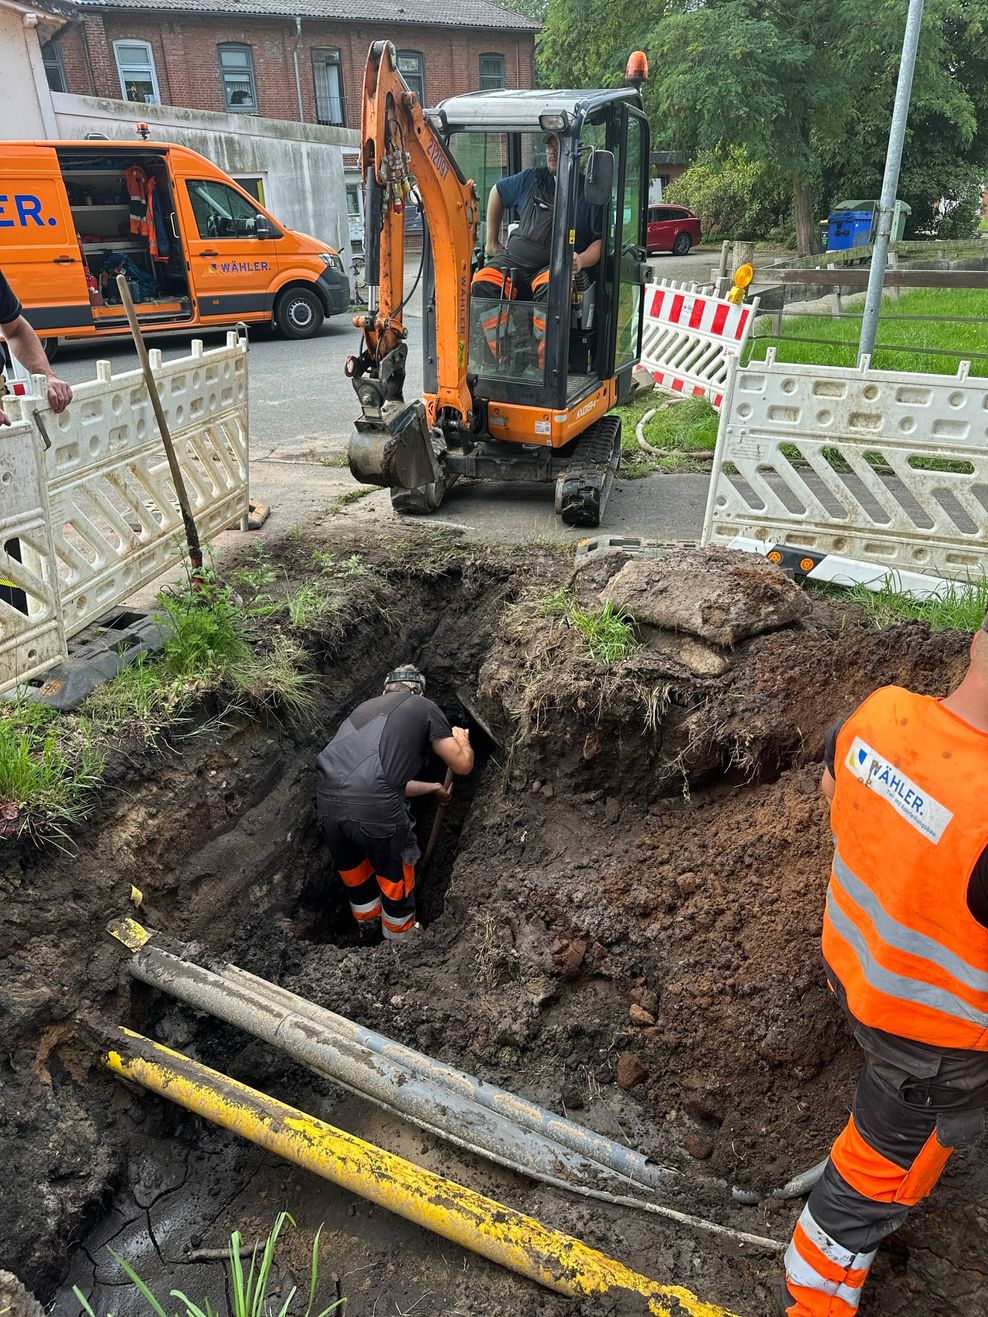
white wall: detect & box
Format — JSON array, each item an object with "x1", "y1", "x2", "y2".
[
  {"x1": 52, "y1": 92, "x2": 359, "y2": 256},
  {"x1": 0, "y1": 6, "x2": 59, "y2": 139}
]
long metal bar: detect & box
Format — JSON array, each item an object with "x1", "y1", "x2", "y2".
[
  {"x1": 104, "y1": 1028, "x2": 741, "y2": 1317},
  {"x1": 857, "y1": 0, "x2": 927, "y2": 363}
]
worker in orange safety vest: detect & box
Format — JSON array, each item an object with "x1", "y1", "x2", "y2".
[{"x1": 781, "y1": 616, "x2": 988, "y2": 1314}]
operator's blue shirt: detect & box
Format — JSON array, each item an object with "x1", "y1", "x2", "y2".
[{"x1": 495, "y1": 168, "x2": 603, "y2": 256}]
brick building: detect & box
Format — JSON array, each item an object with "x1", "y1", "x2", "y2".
[{"x1": 42, "y1": 0, "x2": 539, "y2": 129}]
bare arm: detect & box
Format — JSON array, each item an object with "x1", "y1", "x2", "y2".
[
  {"x1": 821, "y1": 767, "x2": 835, "y2": 802},
  {"x1": 574, "y1": 238, "x2": 602, "y2": 273},
  {"x1": 3, "y1": 315, "x2": 73, "y2": 414},
  {"x1": 433, "y1": 726, "x2": 474, "y2": 776},
  {"x1": 485, "y1": 186, "x2": 505, "y2": 257}
]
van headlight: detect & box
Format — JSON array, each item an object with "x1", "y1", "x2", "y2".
[{"x1": 319, "y1": 252, "x2": 345, "y2": 272}]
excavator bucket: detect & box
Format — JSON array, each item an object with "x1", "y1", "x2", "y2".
[{"x1": 348, "y1": 401, "x2": 442, "y2": 492}]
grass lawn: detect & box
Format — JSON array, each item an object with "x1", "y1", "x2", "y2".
[
  {"x1": 748, "y1": 285, "x2": 988, "y2": 374},
  {"x1": 746, "y1": 288, "x2": 988, "y2": 375},
  {"x1": 613, "y1": 393, "x2": 719, "y2": 477}
]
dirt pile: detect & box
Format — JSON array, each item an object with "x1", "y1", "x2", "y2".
[{"x1": 1, "y1": 532, "x2": 979, "y2": 1317}]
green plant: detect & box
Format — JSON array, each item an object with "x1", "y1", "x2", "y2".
[
  {"x1": 158, "y1": 585, "x2": 250, "y2": 680},
  {"x1": 73, "y1": 1213, "x2": 344, "y2": 1317},
  {"x1": 341, "y1": 554, "x2": 365, "y2": 576},
  {"x1": 334, "y1": 486, "x2": 377, "y2": 508},
  {"x1": 311, "y1": 550, "x2": 336, "y2": 572},
  {"x1": 815, "y1": 575, "x2": 988, "y2": 634},
  {"x1": 611, "y1": 394, "x2": 719, "y2": 476},
  {"x1": 0, "y1": 706, "x2": 104, "y2": 844},
  {"x1": 228, "y1": 635, "x2": 321, "y2": 728},
  {"x1": 287, "y1": 583, "x2": 339, "y2": 630},
  {"x1": 535, "y1": 589, "x2": 640, "y2": 665}
]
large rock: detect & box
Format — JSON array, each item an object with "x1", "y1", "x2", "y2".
[{"x1": 600, "y1": 548, "x2": 809, "y2": 647}]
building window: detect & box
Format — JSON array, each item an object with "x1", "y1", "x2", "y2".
[
  {"x1": 113, "y1": 40, "x2": 160, "y2": 104},
  {"x1": 479, "y1": 53, "x2": 505, "y2": 90},
  {"x1": 42, "y1": 39, "x2": 67, "y2": 93},
  {"x1": 219, "y1": 43, "x2": 257, "y2": 111},
  {"x1": 396, "y1": 51, "x2": 425, "y2": 105},
  {"x1": 312, "y1": 47, "x2": 345, "y2": 126}
]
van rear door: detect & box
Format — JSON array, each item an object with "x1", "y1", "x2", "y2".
[
  {"x1": 0, "y1": 147, "x2": 92, "y2": 334},
  {"x1": 176, "y1": 172, "x2": 281, "y2": 322}
]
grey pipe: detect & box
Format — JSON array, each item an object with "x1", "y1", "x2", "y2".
[
  {"x1": 131, "y1": 944, "x2": 672, "y2": 1197},
  {"x1": 222, "y1": 960, "x2": 677, "y2": 1193}
]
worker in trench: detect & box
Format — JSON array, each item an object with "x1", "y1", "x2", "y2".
[
  {"x1": 780, "y1": 614, "x2": 988, "y2": 1314},
  {"x1": 316, "y1": 665, "x2": 474, "y2": 943},
  {"x1": 472, "y1": 132, "x2": 603, "y2": 367}
]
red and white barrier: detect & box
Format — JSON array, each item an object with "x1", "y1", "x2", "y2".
[{"x1": 640, "y1": 279, "x2": 758, "y2": 410}]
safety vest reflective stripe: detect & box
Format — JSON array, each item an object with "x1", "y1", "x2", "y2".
[
  {"x1": 826, "y1": 890, "x2": 988, "y2": 1031},
  {"x1": 833, "y1": 849, "x2": 988, "y2": 995}
]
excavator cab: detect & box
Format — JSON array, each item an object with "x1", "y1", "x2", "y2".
[{"x1": 347, "y1": 44, "x2": 651, "y2": 526}]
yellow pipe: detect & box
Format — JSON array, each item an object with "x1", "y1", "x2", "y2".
[{"x1": 104, "y1": 1029, "x2": 740, "y2": 1317}]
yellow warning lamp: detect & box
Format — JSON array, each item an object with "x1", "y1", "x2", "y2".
[
  {"x1": 625, "y1": 51, "x2": 649, "y2": 86},
  {"x1": 726, "y1": 262, "x2": 754, "y2": 305}
]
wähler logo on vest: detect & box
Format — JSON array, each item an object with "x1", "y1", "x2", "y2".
[{"x1": 846, "y1": 736, "x2": 953, "y2": 844}]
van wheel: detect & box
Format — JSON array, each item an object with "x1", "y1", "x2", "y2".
[
  {"x1": 40, "y1": 337, "x2": 60, "y2": 362},
  {"x1": 275, "y1": 287, "x2": 324, "y2": 339},
  {"x1": 672, "y1": 233, "x2": 693, "y2": 256}
]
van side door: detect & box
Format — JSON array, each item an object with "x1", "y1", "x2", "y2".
[
  {"x1": 0, "y1": 149, "x2": 93, "y2": 335},
  {"x1": 177, "y1": 175, "x2": 281, "y2": 322}
]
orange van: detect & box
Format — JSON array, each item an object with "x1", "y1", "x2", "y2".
[{"x1": 0, "y1": 139, "x2": 350, "y2": 350}]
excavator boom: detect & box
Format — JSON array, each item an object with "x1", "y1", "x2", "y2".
[{"x1": 350, "y1": 41, "x2": 478, "y2": 431}]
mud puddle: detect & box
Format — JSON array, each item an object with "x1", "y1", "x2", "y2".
[{"x1": 2, "y1": 530, "x2": 980, "y2": 1317}]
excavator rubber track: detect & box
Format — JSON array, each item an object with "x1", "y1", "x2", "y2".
[{"x1": 554, "y1": 415, "x2": 622, "y2": 528}]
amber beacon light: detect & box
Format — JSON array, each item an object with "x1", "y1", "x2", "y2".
[{"x1": 625, "y1": 51, "x2": 649, "y2": 84}]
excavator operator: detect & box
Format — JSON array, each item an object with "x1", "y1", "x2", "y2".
[{"x1": 471, "y1": 133, "x2": 603, "y2": 366}]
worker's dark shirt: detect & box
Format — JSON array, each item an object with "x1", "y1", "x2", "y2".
[
  {"x1": 0, "y1": 269, "x2": 22, "y2": 326},
  {"x1": 496, "y1": 167, "x2": 603, "y2": 270},
  {"x1": 824, "y1": 716, "x2": 988, "y2": 927},
  {"x1": 351, "y1": 691, "x2": 452, "y2": 789}
]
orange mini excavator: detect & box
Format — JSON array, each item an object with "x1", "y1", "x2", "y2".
[{"x1": 346, "y1": 42, "x2": 652, "y2": 527}]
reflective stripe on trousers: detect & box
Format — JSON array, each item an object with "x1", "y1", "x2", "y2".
[{"x1": 781, "y1": 1047, "x2": 978, "y2": 1315}]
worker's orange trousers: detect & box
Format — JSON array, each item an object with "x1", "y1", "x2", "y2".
[{"x1": 781, "y1": 1044, "x2": 988, "y2": 1315}]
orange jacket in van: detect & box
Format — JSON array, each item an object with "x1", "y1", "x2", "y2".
[{"x1": 0, "y1": 139, "x2": 349, "y2": 344}]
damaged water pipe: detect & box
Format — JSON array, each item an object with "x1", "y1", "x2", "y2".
[{"x1": 104, "y1": 1028, "x2": 743, "y2": 1317}]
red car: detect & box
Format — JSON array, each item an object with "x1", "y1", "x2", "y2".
[{"x1": 646, "y1": 204, "x2": 701, "y2": 256}]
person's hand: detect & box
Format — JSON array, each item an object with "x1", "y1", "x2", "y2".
[
  {"x1": 452, "y1": 725, "x2": 471, "y2": 748},
  {"x1": 0, "y1": 405, "x2": 10, "y2": 427},
  {"x1": 485, "y1": 240, "x2": 504, "y2": 258},
  {"x1": 435, "y1": 781, "x2": 453, "y2": 806},
  {"x1": 46, "y1": 376, "x2": 72, "y2": 413},
  {"x1": 573, "y1": 251, "x2": 584, "y2": 273}
]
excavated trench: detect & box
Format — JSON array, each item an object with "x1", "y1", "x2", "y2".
[{"x1": 2, "y1": 530, "x2": 985, "y2": 1317}]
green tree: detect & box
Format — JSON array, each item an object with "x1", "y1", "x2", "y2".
[{"x1": 539, "y1": 0, "x2": 988, "y2": 253}]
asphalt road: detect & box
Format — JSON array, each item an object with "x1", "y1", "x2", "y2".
[{"x1": 53, "y1": 247, "x2": 718, "y2": 545}]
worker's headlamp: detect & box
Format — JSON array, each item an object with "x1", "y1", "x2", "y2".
[{"x1": 385, "y1": 665, "x2": 426, "y2": 692}]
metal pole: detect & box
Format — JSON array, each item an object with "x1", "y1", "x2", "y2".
[{"x1": 857, "y1": 0, "x2": 926, "y2": 364}]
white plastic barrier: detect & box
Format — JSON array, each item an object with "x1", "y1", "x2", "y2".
[
  {"x1": 1, "y1": 332, "x2": 249, "y2": 694},
  {"x1": 702, "y1": 350, "x2": 988, "y2": 586},
  {"x1": 640, "y1": 279, "x2": 758, "y2": 410},
  {"x1": 0, "y1": 413, "x2": 66, "y2": 688}
]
